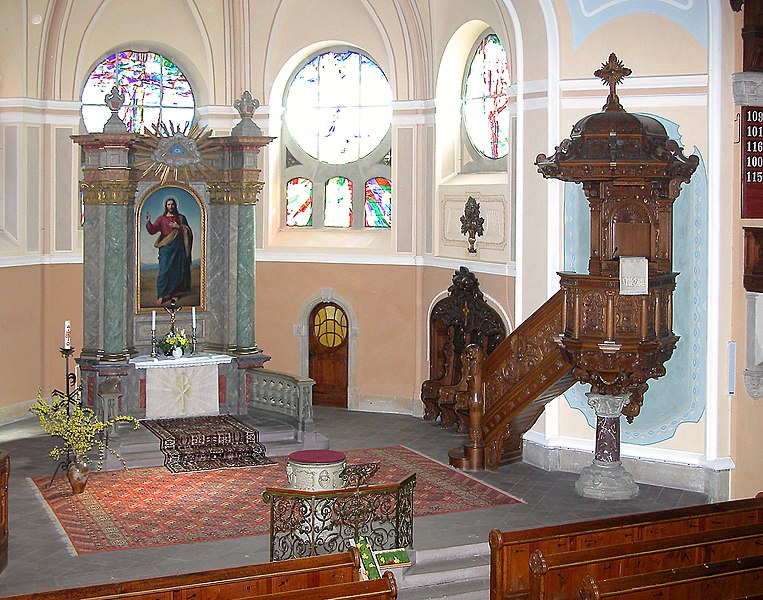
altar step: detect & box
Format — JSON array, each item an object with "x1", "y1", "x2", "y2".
[
  {"x1": 395, "y1": 542, "x2": 490, "y2": 600},
  {"x1": 104, "y1": 413, "x2": 328, "y2": 471}
]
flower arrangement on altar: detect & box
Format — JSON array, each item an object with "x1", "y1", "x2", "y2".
[
  {"x1": 30, "y1": 387, "x2": 140, "y2": 470},
  {"x1": 157, "y1": 329, "x2": 190, "y2": 356}
]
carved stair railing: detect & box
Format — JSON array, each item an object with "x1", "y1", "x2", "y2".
[{"x1": 449, "y1": 291, "x2": 575, "y2": 470}]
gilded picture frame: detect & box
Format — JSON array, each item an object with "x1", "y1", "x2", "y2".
[{"x1": 136, "y1": 184, "x2": 206, "y2": 312}]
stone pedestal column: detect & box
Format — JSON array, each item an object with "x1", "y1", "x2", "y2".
[{"x1": 575, "y1": 392, "x2": 639, "y2": 500}]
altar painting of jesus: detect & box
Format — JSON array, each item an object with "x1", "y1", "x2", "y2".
[{"x1": 137, "y1": 186, "x2": 204, "y2": 311}]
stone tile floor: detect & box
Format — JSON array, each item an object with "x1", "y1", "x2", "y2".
[{"x1": 0, "y1": 407, "x2": 708, "y2": 596}]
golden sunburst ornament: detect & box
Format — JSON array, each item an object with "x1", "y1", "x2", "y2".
[{"x1": 133, "y1": 121, "x2": 217, "y2": 184}]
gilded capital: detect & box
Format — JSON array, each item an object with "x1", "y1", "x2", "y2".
[
  {"x1": 80, "y1": 181, "x2": 136, "y2": 205},
  {"x1": 208, "y1": 181, "x2": 264, "y2": 205}
]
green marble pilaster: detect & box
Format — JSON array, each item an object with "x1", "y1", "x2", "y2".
[
  {"x1": 236, "y1": 203, "x2": 256, "y2": 351},
  {"x1": 102, "y1": 204, "x2": 130, "y2": 358}
]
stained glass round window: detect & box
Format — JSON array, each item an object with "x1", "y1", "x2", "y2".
[
  {"x1": 285, "y1": 51, "x2": 392, "y2": 165},
  {"x1": 463, "y1": 34, "x2": 510, "y2": 159},
  {"x1": 81, "y1": 50, "x2": 195, "y2": 134}
]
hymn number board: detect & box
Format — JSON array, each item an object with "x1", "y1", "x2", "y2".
[{"x1": 743, "y1": 106, "x2": 763, "y2": 218}]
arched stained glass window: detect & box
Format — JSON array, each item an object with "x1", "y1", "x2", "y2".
[
  {"x1": 364, "y1": 177, "x2": 392, "y2": 228},
  {"x1": 325, "y1": 177, "x2": 353, "y2": 228},
  {"x1": 81, "y1": 50, "x2": 195, "y2": 134},
  {"x1": 463, "y1": 34, "x2": 510, "y2": 159},
  {"x1": 286, "y1": 177, "x2": 314, "y2": 227},
  {"x1": 285, "y1": 51, "x2": 392, "y2": 165}
]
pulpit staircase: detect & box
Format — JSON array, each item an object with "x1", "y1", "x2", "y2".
[{"x1": 445, "y1": 290, "x2": 575, "y2": 470}]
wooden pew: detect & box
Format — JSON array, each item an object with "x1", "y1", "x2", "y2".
[
  {"x1": 579, "y1": 554, "x2": 763, "y2": 600},
  {"x1": 238, "y1": 571, "x2": 398, "y2": 599},
  {"x1": 1, "y1": 549, "x2": 364, "y2": 600},
  {"x1": 489, "y1": 493, "x2": 763, "y2": 600},
  {"x1": 528, "y1": 522, "x2": 763, "y2": 600},
  {"x1": 0, "y1": 450, "x2": 8, "y2": 575}
]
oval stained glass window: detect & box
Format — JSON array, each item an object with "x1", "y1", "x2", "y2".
[
  {"x1": 285, "y1": 51, "x2": 392, "y2": 165},
  {"x1": 313, "y1": 304, "x2": 348, "y2": 348},
  {"x1": 463, "y1": 34, "x2": 510, "y2": 159},
  {"x1": 81, "y1": 50, "x2": 195, "y2": 134}
]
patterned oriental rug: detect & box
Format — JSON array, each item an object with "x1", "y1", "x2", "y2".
[
  {"x1": 30, "y1": 446, "x2": 521, "y2": 555},
  {"x1": 140, "y1": 415, "x2": 273, "y2": 472}
]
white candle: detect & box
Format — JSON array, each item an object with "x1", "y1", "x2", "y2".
[
  {"x1": 151, "y1": 310, "x2": 156, "y2": 331},
  {"x1": 192, "y1": 306, "x2": 196, "y2": 329},
  {"x1": 64, "y1": 320, "x2": 71, "y2": 349}
]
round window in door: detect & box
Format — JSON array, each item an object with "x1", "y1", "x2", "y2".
[{"x1": 309, "y1": 303, "x2": 349, "y2": 407}]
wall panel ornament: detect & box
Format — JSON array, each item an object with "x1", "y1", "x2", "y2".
[{"x1": 442, "y1": 194, "x2": 506, "y2": 251}]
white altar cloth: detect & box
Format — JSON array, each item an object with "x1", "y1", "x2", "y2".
[{"x1": 130, "y1": 353, "x2": 234, "y2": 419}]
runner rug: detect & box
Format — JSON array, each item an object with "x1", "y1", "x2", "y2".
[
  {"x1": 30, "y1": 445, "x2": 521, "y2": 555},
  {"x1": 140, "y1": 414, "x2": 273, "y2": 472}
]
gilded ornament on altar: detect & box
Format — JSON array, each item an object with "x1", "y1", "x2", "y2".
[{"x1": 133, "y1": 122, "x2": 217, "y2": 184}]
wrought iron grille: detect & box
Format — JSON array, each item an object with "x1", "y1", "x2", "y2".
[{"x1": 263, "y1": 474, "x2": 415, "y2": 561}]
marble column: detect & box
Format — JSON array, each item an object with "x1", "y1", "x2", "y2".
[
  {"x1": 236, "y1": 202, "x2": 257, "y2": 352},
  {"x1": 575, "y1": 392, "x2": 639, "y2": 500}
]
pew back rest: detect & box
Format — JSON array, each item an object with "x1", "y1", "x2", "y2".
[
  {"x1": 528, "y1": 522, "x2": 763, "y2": 600},
  {"x1": 235, "y1": 571, "x2": 398, "y2": 600},
  {"x1": 489, "y1": 495, "x2": 763, "y2": 600},
  {"x1": 2, "y1": 549, "x2": 361, "y2": 600},
  {"x1": 579, "y1": 554, "x2": 763, "y2": 600}
]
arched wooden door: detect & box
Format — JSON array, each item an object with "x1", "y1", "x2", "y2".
[{"x1": 309, "y1": 302, "x2": 349, "y2": 408}]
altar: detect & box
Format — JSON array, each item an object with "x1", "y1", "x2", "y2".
[{"x1": 130, "y1": 353, "x2": 234, "y2": 419}]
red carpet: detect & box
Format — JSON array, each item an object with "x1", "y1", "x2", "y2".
[{"x1": 31, "y1": 446, "x2": 520, "y2": 555}]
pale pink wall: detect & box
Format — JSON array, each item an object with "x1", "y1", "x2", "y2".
[{"x1": 0, "y1": 264, "x2": 83, "y2": 414}]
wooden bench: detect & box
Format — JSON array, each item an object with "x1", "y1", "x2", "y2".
[
  {"x1": 489, "y1": 493, "x2": 763, "y2": 600},
  {"x1": 238, "y1": 571, "x2": 397, "y2": 599},
  {"x1": 2, "y1": 549, "x2": 364, "y2": 599},
  {"x1": 0, "y1": 450, "x2": 8, "y2": 575},
  {"x1": 528, "y1": 522, "x2": 763, "y2": 600},
  {"x1": 579, "y1": 554, "x2": 763, "y2": 599}
]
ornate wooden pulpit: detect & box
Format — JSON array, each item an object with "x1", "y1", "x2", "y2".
[{"x1": 535, "y1": 55, "x2": 698, "y2": 499}]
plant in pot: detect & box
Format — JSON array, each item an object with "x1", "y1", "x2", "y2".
[
  {"x1": 30, "y1": 388, "x2": 140, "y2": 493},
  {"x1": 158, "y1": 329, "x2": 190, "y2": 357}
]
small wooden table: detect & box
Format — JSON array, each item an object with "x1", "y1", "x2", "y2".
[{"x1": 286, "y1": 449, "x2": 347, "y2": 491}]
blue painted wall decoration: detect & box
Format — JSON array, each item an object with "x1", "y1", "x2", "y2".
[
  {"x1": 566, "y1": 0, "x2": 708, "y2": 51},
  {"x1": 562, "y1": 116, "x2": 708, "y2": 445}
]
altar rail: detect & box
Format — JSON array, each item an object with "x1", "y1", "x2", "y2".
[
  {"x1": 246, "y1": 368, "x2": 315, "y2": 437},
  {"x1": 263, "y1": 475, "x2": 416, "y2": 561}
]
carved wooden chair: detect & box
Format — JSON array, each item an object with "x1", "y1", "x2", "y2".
[
  {"x1": 438, "y1": 349, "x2": 469, "y2": 429},
  {"x1": 421, "y1": 340, "x2": 456, "y2": 422}
]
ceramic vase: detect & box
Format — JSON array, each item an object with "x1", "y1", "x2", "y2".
[
  {"x1": 172, "y1": 346, "x2": 183, "y2": 358},
  {"x1": 67, "y1": 454, "x2": 90, "y2": 494}
]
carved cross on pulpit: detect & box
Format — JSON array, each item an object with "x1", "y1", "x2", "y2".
[{"x1": 594, "y1": 53, "x2": 631, "y2": 112}]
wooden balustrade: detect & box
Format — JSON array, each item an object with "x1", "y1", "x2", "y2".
[{"x1": 449, "y1": 291, "x2": 575, "y2": 470}]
